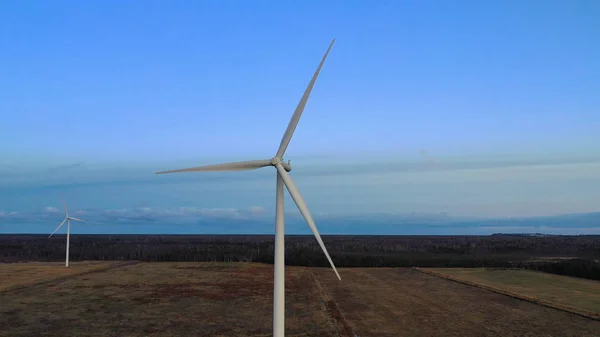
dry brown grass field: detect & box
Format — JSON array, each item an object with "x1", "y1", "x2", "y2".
[
  {"x1": 311, "y1": 268, "x2": 600, "y2": 337},
  {"x1": 1, "y1": 262, "x2": 600, "y2": 337},
  {"x1": 0, "y1": 262, "x2": 336, "y2": 337},
  {"x1": 421, "y1": 268, "x2": 600, "y2": 318},
  {"x1": 0, "y1": 261, "x2": 122, "y2": 292}
]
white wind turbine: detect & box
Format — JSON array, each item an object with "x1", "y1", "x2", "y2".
[
  {"x1": 156, "y1": 39, "x2": 341, "y2": 337},
  {"x1": 48, "y1": 201, "x2": 86, "y2": 267}
]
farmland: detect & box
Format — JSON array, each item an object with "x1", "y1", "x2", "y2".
[
  {"x1": 421, "y1": 268, "x2": 600, "y2": 318},
  {"x1": 0, "y1": 261, "x2": 120, "y2": 292},
  {"x1": 1, "y1": 262, "x2": 336, "y2": 337},
  {"x1": 2, "y1": 262, "x2": 600, "y2": 337},
  {"x1": 315, "y1": 267, "x2": 600, "y2": 337}
]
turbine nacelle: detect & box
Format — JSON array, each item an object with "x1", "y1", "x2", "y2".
[
  {"x1": 48, "y1": 201, "x2": 86, "y2": 238},
  {"x1": 271, "y1": 157, "x2": 292, "y2": 172}
]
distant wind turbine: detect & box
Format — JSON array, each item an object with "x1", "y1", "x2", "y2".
[
  {"x1": 49, "y1": 200, "x2": 86, "y2": 267},
  {"x1": 155, "y1": 39, "x2": 341, "y2": 337}
]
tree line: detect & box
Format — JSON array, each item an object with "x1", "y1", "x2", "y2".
[{"x1": 1, "y1": 234, "x2": 599, "y2": 280}]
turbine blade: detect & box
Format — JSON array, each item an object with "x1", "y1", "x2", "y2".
[
  {"x1": 275, "y1": 39, "x2": 335, "y2": 158},
  {"x1": 155, "y1": 159, "x2": 271, "y2": 175},
  {"x1": 62, "y1": 199, "x2": 68, "y2": 217},
  {"x1": 49, "y1": 218, "x2": 67, "y2": 238},
  {"x1": 275, "y1": 163, "x2": 341, "y2": 280},
  {"x1": 68, "y1": 217, "x2": 86, "y2": 223}
]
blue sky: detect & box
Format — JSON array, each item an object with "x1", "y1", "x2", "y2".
[{"x1": 1, "y1": 1, "x2": 599, "y2": 235}]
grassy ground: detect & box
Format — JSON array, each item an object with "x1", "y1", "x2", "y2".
[
  {"x1": 314, "y1": 268, "x2": 600, "y2": 337},
  {"x1": 426, "y1": 268, "x2": 600, "y2": 315},
  {"x1": 0, "y1": 262, "x2": 336, "y2": 337},
  {"x1": 2, "y1": 262, "x2": 600, "y2": 336},
  {"x1": 0, "y1": 261, "x2": 121, "y2": 292}
]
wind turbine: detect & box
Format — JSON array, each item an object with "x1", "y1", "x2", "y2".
[
  {"x1": 48, "y1": 200, "x2": 86, "y2": 267},
  {"x1": 156, "y1": 39, "x2": 340, "y2": 336}
]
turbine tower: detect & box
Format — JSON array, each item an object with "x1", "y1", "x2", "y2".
[
  {"x1": 155, "y1": 39, "x2": 340, "y2": 337},
  {"x1": 49, "y1": 200, "x2": 86, "y2": 267}
]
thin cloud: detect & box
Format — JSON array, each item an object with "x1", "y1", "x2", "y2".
[
  {"x1": 20, "y1": 205, "x2": 274, "y2": 224},
  {"x1": 45, "y1": 206, "x2": 60, "y2": 213},
  {"x1": 44, "y1": 162, "x2": 85, "y2": 174}
]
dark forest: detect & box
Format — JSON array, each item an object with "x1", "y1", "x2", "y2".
[{"x1": 1, "y1": 234, "x2": 599, "y2": 281}]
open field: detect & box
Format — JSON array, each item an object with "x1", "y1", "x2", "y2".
[
  {"x1": 0, "y1": 261, "x2": 123, "y2": 292},
  {"x1": 0, "y1": 262, "x2": 336, "y2": 337},
  {"x1": 1, "y1": 262, "x2": 600, "y2": 336},
  {"x1": 421, "y1": 268, "x2": 600, "y2": 318},
  {"x1": 314, "y1": 268, "x2": 600, "y2": 337}
]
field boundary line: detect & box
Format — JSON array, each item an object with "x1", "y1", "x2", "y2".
[
  {"x1": 308, "y1": 269, "x2": 358, "y2": 337},
  {"x1": 413, "y1": 267, "x2": 600, "y2": 321},
  {"x1": 2, "y1": 261, "x2": 140, "y2": 294}
]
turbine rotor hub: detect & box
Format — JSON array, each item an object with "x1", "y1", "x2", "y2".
[
  {"x1": 271, "y1": 157, "x2": 292, "y2": 172},
  {"x1": 270, "y1": 157, "x2": 282, "y2": 166}
]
